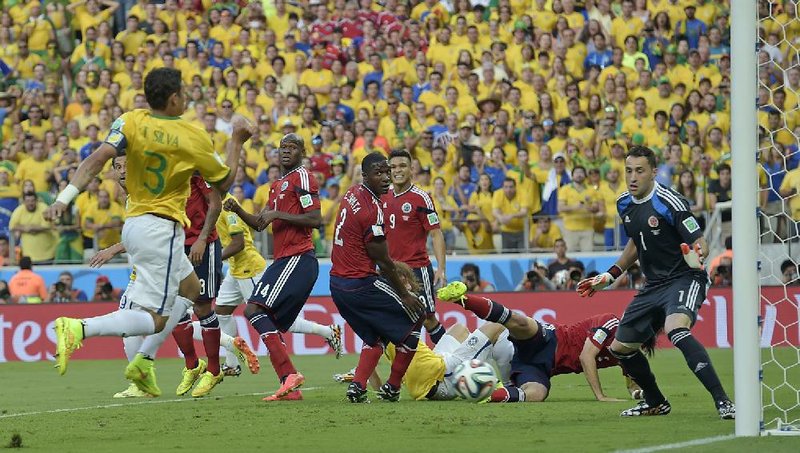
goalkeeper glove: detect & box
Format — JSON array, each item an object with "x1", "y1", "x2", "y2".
[
  {"x1": 576, "y1": 265, "x2": 623, "y2": 297},
  {"x1": 680, "y1": 242, "x2": 704, "y2": 270}
]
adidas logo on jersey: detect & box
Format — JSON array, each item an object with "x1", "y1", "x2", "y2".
[{"x1": 624, "y1": 215, "x2": 631, "y2": 223}]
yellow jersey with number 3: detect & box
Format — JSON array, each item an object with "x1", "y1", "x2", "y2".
[
  {"x1": 216, "y1": 195, "x2": 267, "y2": 279},
  {"x1": 104, "y1": 109, "x2": 230, "y2": 227}
]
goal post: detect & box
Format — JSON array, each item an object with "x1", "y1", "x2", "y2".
[{"x1": 731, "y1": 0, "x2": 761, "y2": 438}]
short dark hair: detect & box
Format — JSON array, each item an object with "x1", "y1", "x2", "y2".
[
  {"x1": 781, "y1": 259, "x2": 797, "y2": 274},
  {"x1": 718, "y1": 163, "x2": 731, "y2": 174},
  {"x1": 361, "y1": 152, "x2": 387, "y2": 174},
  {"x1": 19, "y1": 256, "x2": 32, "y2": 270},
  {"x1": 389, "y1": 149, "x2": 412, "y2": 162},
  {"x1": 144, "y1": 68, "x2": 182, "y2": 110},
  {"x1": 626, "y1": 145, "x2": 658, "y2": 169},
  {"x1": 460, "y1": 262, "x2": 480, "y2": 280}
]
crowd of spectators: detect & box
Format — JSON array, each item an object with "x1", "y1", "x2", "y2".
[{"x1": 0, "y1": 0, "x2": 797, "y2": 268}]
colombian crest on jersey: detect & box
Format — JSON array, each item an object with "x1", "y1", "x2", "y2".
[
  {"x1": 281, "y1": 181, "x2": 289, "y2": 191},
  {"x1": 647, "y1": 216, "x2": 659, "y2": 228},
  {"x1": 401, "y1": 202, "x2": 412, "y2": 213}
]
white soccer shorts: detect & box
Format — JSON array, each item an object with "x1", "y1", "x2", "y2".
[
  {"x1": 122, "y1": 214, "x2": 193, "y2": 316},
  {"x1": 432, "y1": 329, "x2": 494, "y2": 400},
  {"x1": 215, "y1": 269, "x2": 265, "y2": 307}
]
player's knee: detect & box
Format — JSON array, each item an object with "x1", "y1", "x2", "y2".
[
  {"x1": 445, "y1": 324, "x2": 469, "y2": 342},
  {"x1": 610, "y1": 339, "x2": 639, "y2": 356},
  {"x1": 151, "y1": 313, "x2": 168, "y2": 333},
  {"x1": 505, "y1": 313, "x2": 535, "y2": 336},
  {"x1": 179, "y1": 273, "x2": 201, "y2": 301},
  {"x1": 521, "y1": 382, "x2": 549, "y2": 402},
  {"x1": 216, "y1": 305, "x2": 235, "y2": 316},
  {"x1": 243, "y1": 303, "x2": 263, "y2": 320},
  {"x1": 478, "y1": 323, "x2": 506, "y2": 343},
  {"x1": 664, "y1": 313, "x2": 692, "y2": 333}
]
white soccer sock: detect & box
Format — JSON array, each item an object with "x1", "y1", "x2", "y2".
[
  {"x1": 217, "y1": 314, "x2": 239, "y2": 368},
  {"x1": 492, "y1": 330, "x2": 514, "y2": 386},
  {"x1": 83, "y1": 310, "x2": 155, "y2": 338},
  {"x1": 123, "y1": 336, "x2": 144, "y2": 362},
  {"x1": 289, "y1": 317, "x2": 332, "y2": 339},
  {"x1": 137, "y1": 296, "x2": 193, "y2": 359}
]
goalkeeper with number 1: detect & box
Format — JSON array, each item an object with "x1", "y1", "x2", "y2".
[{"x1": 576, "y1": 146, "x2": 735, "y2": 420}]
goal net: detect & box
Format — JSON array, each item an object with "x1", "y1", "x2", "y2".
[{"x1": 755, "y1": 0, "x2": 800, "y2": 436}]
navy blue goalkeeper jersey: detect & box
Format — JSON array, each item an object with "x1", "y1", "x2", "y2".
[{"x1": 617, "y1": 183, "x2": 706, "y2": 285}]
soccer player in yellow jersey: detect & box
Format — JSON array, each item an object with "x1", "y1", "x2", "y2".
[
  {"x1": 46, "y1": 68, "x2": 253, "y2": 397},
  {"x1": 216, "y1": 193, "x2": 343, "y2": 370}
]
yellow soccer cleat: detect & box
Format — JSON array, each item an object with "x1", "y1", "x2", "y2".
[
  {"x1": 113, "y1": 383, "x2": 154, "y2": 399},
  {"x1": 176, "y1": 359, "x2": 207, "y2": 396},
  {"x1": 436, "y1": 281, "x2": 468, "y2": 304},
  {"x1": 124, "y1": 353, "x2": 162, "y2": 397},
  {"x1": 191, "y1": 371, "x2": 224, "y2": 398},
  {"x1": 54, "y1": 317, "x2": 84, "y2": 376}
]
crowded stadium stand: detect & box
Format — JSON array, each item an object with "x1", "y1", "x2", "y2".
[{"x1": 0, "y1": 0, "x2": 795, "y2": 302}]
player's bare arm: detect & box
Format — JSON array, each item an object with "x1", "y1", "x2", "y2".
[
  {"x1": 258, "y1": 208, "x2": 322, "y2": 230},
  {"x1": 577, "y1": 240, "x2": 639, "y2": 297},
  {"x1": 366, "y1": 239, "x2": 424, "y2": 314},
  {"x1": 189, "y1": 188, "x2": 222, "y2": 266},
  {"x1": 220, "y1": 232, "x2": 244, "y2": 260},
  {"x1": 89, "y1": 242, "x2": 126, "y2": 268},
  {"x1": 44, "y1": 144, "x2": 117, "y2": 220},
  {"x1": 210, "y1": 115, "x2": 253, "y2": 194},
  {"x1": 579, "y1": 338, "x2": 623, "y2": 402},
  {"x1": 223, "y1": 199, "x2": 268, "y2": 231},
  {"x1": 430, "y1": 228, "x2": 447, "y2": 287}
]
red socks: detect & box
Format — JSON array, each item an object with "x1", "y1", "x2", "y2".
[
  {"x1": 261, "y1": 333, "x2": 297, "y2": 382},
  {"x1": 387, "y1": 344, "x2": 416, "y2": 388},
  {"x1": 172, "y1": 319, "x2": 198, "y2": 369},
  {"x1": 353, "y1": 344, "x2": 383, "y2": 388}
]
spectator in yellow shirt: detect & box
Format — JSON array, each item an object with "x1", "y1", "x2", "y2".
[
  {"x1": 82, "y1": 189, "x2": 124, "y2": 250},
  {"x1": 16, "y1": 140, "x2": 53, "y2": 194},
  {"x1": 558, "y1": 166, "x2": 604, "y2": 253},
  {"x1": 9, "y1": 192, "x2": 56, "y2": 264},
  {"x1": 529, "y1": 216, "x2": 562, "y2": 251},
  {"x1": 492, "y1": 177, "x2": 530, "y2": 252},
  {"x1": 458, "y1": 213, "x2": 495, "y2": 254}
]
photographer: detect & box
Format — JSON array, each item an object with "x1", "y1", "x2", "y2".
[
  {"x1": 552, "y1": 263, "x2": 585, "y2": 291},
  {"x1": 515, "y1": 262, "x2": 556, "y2": 291},
  {"x1": 92, "y1": 275, "x2": 120, "y2": 302},
  {"x1": 712, "y1": 257, "x2": 733, "y2": 287},
  {"x1": 48, "y1": 271, "x2": 88, "y2": 303},
  {"x1": 612, "y1": 262, "x2": 647, "y2": 290},
  {"x1": 460, "y1": 263, "x2": 496, "y2": 292}
]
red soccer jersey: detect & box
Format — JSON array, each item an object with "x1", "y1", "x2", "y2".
[
  {"x1": 552, "y1": 313, "x2": 620, "y2": 376},
  {"x1": 382, "y1": 185, "x2": 440, "y2": 268},
  {"x1": 268, "y1": 166, "x2": 320, "y2": 260},
  {"x1": 330, "y1": 184, "x2": 385, "y2": 279},
  {"x1": 184, "y1": 174, "x2": 219, "y2": 246},
  {"x1": 309, "y1": 152, "x2": 333, "y2": 179}
]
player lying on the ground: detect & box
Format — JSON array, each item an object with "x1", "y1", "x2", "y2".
[
  {"x1": 438, "y1": 281, "x2": 644, "y2": 403},
  {"x1": 368, "y1": 261, "x2": 512, "y2": 400},
  {"x1": 576, "y1": 145, "x2": 734, "y2": 419}
]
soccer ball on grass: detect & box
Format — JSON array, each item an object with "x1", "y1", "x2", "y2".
[{"x1": 452, "y1": 359, "x2": 498, "y2": 402}]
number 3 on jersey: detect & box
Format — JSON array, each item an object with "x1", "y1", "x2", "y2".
[{"x1": 334, "y1": 208, "x2": 347, "y2": 246}]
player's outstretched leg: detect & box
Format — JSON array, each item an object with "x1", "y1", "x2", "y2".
[
  {"x1": 424, "y1": 315, "x2": 446, "y2": 344},
  {"x1": 289, "y1": 318, "x2": 343, "y2": 359},
  {"x1": 437, "y1": 282, "x2": 512, "y2": 323},
  {"x1": 191, "y1": 319, "x2": 260, "y2": 375},
  {"x1": 54, "y1": 309, "x2": 158, "y2": 376},
  {"x1": 667, "y1": 321, "x2": 735, "y2": 419},
  {"x1": 245, "y1": 303, "x2": 304, "y2": 401},
  {"x1": 113, "y1": 336, "x2": 155, "y2": 398}
]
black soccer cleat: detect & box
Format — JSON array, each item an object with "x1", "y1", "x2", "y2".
[
  {"x1": 346, "y1": 382, "x2": 369, "y2": 403},
  {"x1": 222, "y1": 365, "x2": 241, "y2": 377},
  {"x1": 716, "y1": 400, "x2": 735, "y2": 420},
  {"x1": 620, "y1": 400, "x2": 672, "y2": 417},
  {"x1": 376, "y1": 383, "x2": 401, "y2": 402}
]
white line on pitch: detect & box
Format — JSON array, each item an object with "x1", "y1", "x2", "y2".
[
  {"x1": 614, "y1": 434, "x2": 736, "y2": 453},
  {"x1": 0, "y1": 387, "x2": 321, "y2": 419}
]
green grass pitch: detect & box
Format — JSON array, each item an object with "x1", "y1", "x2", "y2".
[{"x1": 1, "y1": 348, "x2": 798, "y2": 452}]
